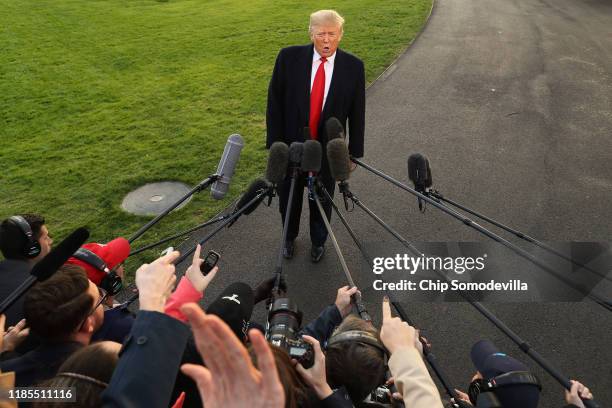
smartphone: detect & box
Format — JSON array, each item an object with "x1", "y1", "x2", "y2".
[{"x1": 200, "y1": 250, "x2": 220, "y2": 275}]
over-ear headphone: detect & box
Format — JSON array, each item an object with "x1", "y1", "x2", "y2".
[
  {"x1": 468, "y1": 371, "x2": 542, "y2": 405},
  {"x1": 72, "y1": 248, "x2": 123, "y2": 295},
  {"x1": 325, "y1": 330, "x2": 387, "y2": 355},
  {"x1": 8, "y1": 215, "x2": 41, "y2": 259}
]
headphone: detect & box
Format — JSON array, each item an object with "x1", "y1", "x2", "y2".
[
  {"x1": 8, "y1": 216, "x2": 42, "y2": 258},
  {"x1": 468, "y1": 371, "x2": 542, "y2": 405},
  {"x1": 72, "y1": 248, "x2": 123, "y2": 295},
  {"x1": 325, "y1": 330, "x2": 388, "y2": 356}
]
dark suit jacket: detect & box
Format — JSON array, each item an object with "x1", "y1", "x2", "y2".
[
  {"x1": 0, "y1": 259, "x2": 32, "y2": 327},
  {"x1": 266, "y1": 44, "x2": 365, "y2": 158},
  {"x1": 101, "y1": 311, "x2": 190, "y2": 408}
]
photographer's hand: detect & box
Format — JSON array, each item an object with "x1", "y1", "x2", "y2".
[
  {"x1": 185, "y1": 244, "x2": 219, "y2": 293},
  {"x1": 136, "y1": 250, "x2": 179, "y2": 312},
  {"x1": 1, "y1": 318, "x2": 29, "y2": 353},
  {"x1": 335, "y1": 286, "x2": 359, "y2": 318},
  {"x1": 295, "y1": 335, "x2": 333, "y2": 399},
  {"x1": 180, "y1": 303, "x2": 284, "y2": 408},
  {"x1": 565, "y1": 380, "x2": 593, "y2": 408}
]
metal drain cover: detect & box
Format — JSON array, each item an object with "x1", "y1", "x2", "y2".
[{"x1": 121, "y1": 181, "x2": 193, "y2": 216}]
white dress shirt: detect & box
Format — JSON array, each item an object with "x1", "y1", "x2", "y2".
[{"x1": 310, "y1": 49, "x2": 336, "y2": 109}]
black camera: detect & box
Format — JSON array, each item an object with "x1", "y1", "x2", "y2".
[{"x1": 266, "y1": 297, "x2": 314, "y2": 369}]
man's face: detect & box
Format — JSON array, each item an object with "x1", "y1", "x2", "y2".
[
  {"x1": 36, "y1": 225, "x2": 53, "y2": 259},
  {"x1": 311, "y1": 24, "x2": 343, "y2": 58},
  {"x1": 87, "y1": 280, "x2": 105, "y2": 331}
]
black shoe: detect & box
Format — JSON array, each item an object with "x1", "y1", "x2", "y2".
[
  {"x1": 283, "y1": 240, "x2": 295, "y2": 259},
  {"x1": 310, "y1": 245, "x2": 325, "y2": 263}
]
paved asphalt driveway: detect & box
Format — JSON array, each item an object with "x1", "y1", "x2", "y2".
[{"x1": 171, "y1": 0, "x2": 612, "y2": 406}]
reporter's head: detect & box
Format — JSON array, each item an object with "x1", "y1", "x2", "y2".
[
  {"x1": 34, "y1": 341, "x2": 121, "y2": 408},
  {"x1": 0, "y1": 214, "x2": 52, "y2": 263},
  {"x1": 24, "y1": 264, "x2": 104, "y2": 343},
  {"x1": 325, "y1": 316, "x2": 386, "y2": 403}
]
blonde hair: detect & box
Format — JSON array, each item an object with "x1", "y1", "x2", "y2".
[{"x1": 309, "y1": 9, "x2": 345, "y2": 34}]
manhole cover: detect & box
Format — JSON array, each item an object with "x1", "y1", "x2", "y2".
[{"x1": 121, "y1": 181, "x2": 193, "y2": 216}]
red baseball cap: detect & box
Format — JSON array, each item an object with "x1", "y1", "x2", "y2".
[{"x1": 66, "y1": 238, "x2": 130, "y2": 285}]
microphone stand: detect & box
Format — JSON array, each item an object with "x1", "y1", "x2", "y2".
[
  {"x1": 125, "y1": 187, "x2": 271, "y2": 304},
  {"x1": 320, "y1": 186, "x2": 470, "y2": 408},
  {"x1": 273, "y1": 166, "x2": 300, "y2": 295},
  {"x1": 128, "y1": 174, "x2": 220, "y2": 244},
  {"x1": 352, "y1": 158, "x2": 612, "y2": 313},
  {"x1": 427, "y1": 190, "x2": 612, "y2": 284},
  {"x1": 309, "y1": 180, "x2": 371, "y2": 321},
  {"x1": 129, "y1": 214, "x2": 230, "y2": 257},
  {"x1": 335, "y1": 182, "x2": 601, "y2": 408}
]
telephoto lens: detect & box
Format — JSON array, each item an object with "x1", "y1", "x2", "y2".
[{"x1": 267, "y1": 298, "x2": 314, "y2": 368}]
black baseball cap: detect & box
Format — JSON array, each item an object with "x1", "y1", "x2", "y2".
[{"x1": 207, "y1": 282, "x2": 254, "y2": 342}]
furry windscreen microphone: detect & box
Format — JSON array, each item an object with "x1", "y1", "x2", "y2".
[
  {"x1": 301, "y1": 140, "x2": 322, "y2": 173},
  {"x1": 327, "y1": 139, "x2": 351, "y2": 182},
  {"x1": 325, "y1": 117, "x2": 345, "y2": 140},
  {"x1": 31, "y1": 227, "x2": 90, "y2": 281},
  {"x1": 407, "y1": 153, "x2": 432, "y2": 191},
  {"x1": 266, "y1": 142, "x2": 289, "y2": 184},
  {"x1": 211, "y1": 134, "x2": 245, "y2": 200},
  {"x1": 234, "y1": 178, "x2": 271, "y2": 215},
  {"x1": 289, "y1": 142, "x2": 304, "y2": 165}
]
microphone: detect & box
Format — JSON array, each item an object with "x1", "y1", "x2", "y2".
[
  {"x1": 288, "y1": 142, "x2": 304, "y2": 168},
  {"x1": 407, "y1": 153, "x2": 432, "y2": 211},
  {"x1": 227, "y1": 179, "x2": 272, "y2": 228},
  {"x1": 211, "y1": 134, "x2": 245, "y2": 200},
  {"x1": 325, "y1": 117, "x2": 345, "y2": 140},
  {"x1": 301, "y1": 140, "x2": 322, "y2": 173},
  {"x1": 266, "y1": 142, "x2": 289, "y2": 185},
  {"x1": 327, "y1": 138, "x2": 352, "y2": 210},
  {"x1": 0, "y1": 227, "x2": 90, "y2": 314},
  {"x1": 302, "y1": 139, "x2": 322, "y2": 201}
]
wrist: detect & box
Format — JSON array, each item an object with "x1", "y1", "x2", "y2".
[
  {"x1": 314, "y1": 383, "x2": 333, "y2": 400},
  {"x1": 139, "y1": 294, "x2": 166, "y2": 312}
]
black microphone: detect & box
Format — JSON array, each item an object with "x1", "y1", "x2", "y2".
[
  {"x1": 0, "y1": 227, "x2": 90, "y2": 314},
  {"x1": 302, "y1": 140, "x2": 322, "y2": 200},
  {"x1": 407, "y1": 153, "x2": 432, "y2": 211},
  {"x1": 288, "y1": 142, "x2": 304, "y2": 168},
  {"x1": 327, "y1": 138, "x2": 351, "y2": 210},
  {"x1": 325, "y1": 117, "x2": 345, "y2": 140},
  {"x1": 266, "y1": 142, "x2": 289, "y2": 185},
  {"x1": 227, "y1": 179, "x2": 272, "y2": 228},
  {"x1": 211, "y1": 134, "x2": 245, "y2": 200}
]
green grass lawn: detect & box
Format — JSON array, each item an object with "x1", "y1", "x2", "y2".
[{"x1": 0, "y1": 0, "x2": 432, "y2": 270}]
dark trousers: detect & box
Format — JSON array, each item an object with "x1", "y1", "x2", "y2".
[{"x1": 278, "y1": 169, "x2": 336, "y2": 247}]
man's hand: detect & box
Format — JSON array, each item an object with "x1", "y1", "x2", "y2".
[
  {"x1": 335, "y1": 286, "x2": 359, "y2": 318},
  {"x1": 565, "y1": 380, "x2": 593, "y2": 408},
  {"x1": 349, "y1": 161, "x2": 357, "y2": 172},
  {"x1": 452, "y1": 389, "x2": 473, "y2": 406},
  {"x1": 1, "y1": 318, "x2": 29, "y2": 353},
  {"x1": 185, "y1": 245, "x2": 219, "y2": 293},
  {"x1": 135, "y1": 250, "x2": 179, "y2": 312},
  {"x1": 180, "y1": 303, "x2": 285, "y2": 408},
  {"x1": 294, "y1": 335, "x2": 333, "y2": 400},
  {"x1": 380, "y1": 296, "x2": 418, "y2": 355}
]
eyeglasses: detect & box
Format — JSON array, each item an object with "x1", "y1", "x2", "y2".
[{"x1": 79, "y1": 286, "x2": 107, "y2": 331}]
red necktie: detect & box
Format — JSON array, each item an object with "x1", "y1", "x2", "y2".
[{"x1": 309, "y1": 57, "x2": 327, "y2": 139}]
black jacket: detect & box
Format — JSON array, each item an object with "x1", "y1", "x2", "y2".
[
  {"x1": 0, "y1": 259, "x2": 32, "y2": 327},
  {"x1": 266, "y1": 44, "x2": 365, "y2": 158}
]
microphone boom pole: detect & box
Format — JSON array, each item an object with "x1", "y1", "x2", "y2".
[
  {"x1": 320, "y1": 187, "x2": 469, "y2": 408},
  {"x1": 428, "y1": 190, "x2": 612, "y2": 284},
  {"x1": 352, "y1": 158, "x2": 612, "y2": 312},
  {"x1": 337, "y1": 182, "x2": 600, "y2": 408}
]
